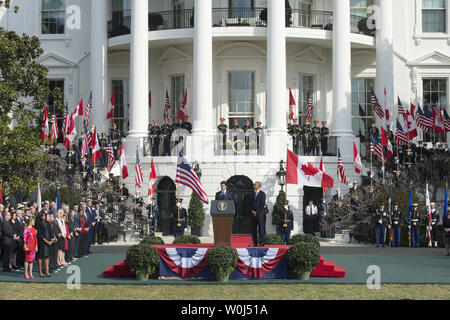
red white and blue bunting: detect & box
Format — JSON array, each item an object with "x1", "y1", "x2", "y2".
[
  {"x1": 158, "y1": 248, "x2": 209, "y2": 278},
  {"x1": 235, "y1": 248, "x2": 287, "y2": 278}
]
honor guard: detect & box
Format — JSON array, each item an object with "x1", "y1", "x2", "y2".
[
  {"x1": 428, "y1": 203, "x2": 440, "y2": 248},
  {"x1": 217, "y1": 117, "x2": 228, "y2": 150},
  {"x1": 172, "y1": 198, "x2": 187, "y2": 238},
  {"x1": 243, "y1": 119, "x2": 252, "y2": 150},
  {"x1": 109, "y1": 123, "x2": 121, "y2": 160},
  {"x1": 255, "y1": 121, "x2": 264, "y2": 148},
  {"x1": 231, "y1": 119, "x2": 240, "y2": 130},
  {"x1": 288, "y1": 119, "x2": 301, "y2": 155},
  {"x1": 375, "y1": 203, "x2": 388, "y2": 247},
  {"x1": 311, "y1": 120, "x2": 321, "y2": 156},
  {"x1": 148, "y1": 120, "x2": 161, "y2": 156},
  {"x1": 320, "y1": 121, "x2": 330, "y2": 156},
  {"x1": 370, "y1": 123, "x2": 380, "y2": 140},
  {"x1": 281, "y1": 200, "x2": 294, "y2": 245},
  {"x1": 146, "y1": 196, "x2": 159, "y2": 235},
  {"x1": 301, "y1": 119, "x2": 312, "y2": 155},
  {"x1": 410, "y1": 203, "x2": 421, "y2": 248},
  {"x1": 390, "y1": 202, "x2": 402, "y2": 247},
  {"x1": 99, "y1": 132, "x2": 108, "y2": 169},
  {"x1": 181, "y1": 115, "x2": 192, "y2": 133},
  {"x1": 160, "y1": 118, "x2": 173, "y2": 156}
]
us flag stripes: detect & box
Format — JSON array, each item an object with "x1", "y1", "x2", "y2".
[
  {"x1": 135, "y1": 149, "x2": 144, "y2": 189},
  {"x1": 85, "y1": 90, "x2": 93, "y2": 127},
  {"x1": 397, "y1": 97, "x2": 407, "y2": 119},
  {"x1": 337, "y1": 148, "x2": 349, "y2": 185},
  {"x1": 81, "y1": 123, "x2": 91, "y2": 159},
  {"x1": 164, "y1": 90, "x2": 171, "y2": 120},
  {"x1": 441, "y1": 107, "x2": 450, "y2": 132},
  {"x1": 176, "y1": 152, "x2": 209, "y2": 204},
  {"x1": 49, "y1": 105, "x2": 58, "y2": 143},
  {"x1": 305, "y1": 91, "x2": 313, "y2": 122},
  {"x1": 370, "y1": 88, "x2": 385, "y2": 120},
  {"x1": 395, "y1": 120, "x2": 408, "y2": 146},
  {"x1": 370, "y1": 133, "x2": 385, "y2": 162},
  {"x1": 416, "y1": 104, "x2": 433, "y2": 132},
  {"x1": 106, "y1": 138, "x2": 115, "y2": 172}
]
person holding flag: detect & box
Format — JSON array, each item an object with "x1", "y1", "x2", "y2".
[
  {"x1": 288, "y1": 89, "x2": 295, "y2": 123},
  {"x1": 410, "y1": 202, "x2": 421, "y2": 248},
  {"x1": 424, "y1": 183, "x2": 433, "y2": 248},
  {"x1": 49, "y1": 105, "x2": 58, "y2": 145},
  {"x1": 390, "y1": 202, "x2": 403, "y2": 247},
  {"x1": 428, "y1": 202, "x2": 440, "y2": 248}
]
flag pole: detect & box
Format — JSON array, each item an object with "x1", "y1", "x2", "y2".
[{"x1": 177, "y1": 183, "x2": 181, "y2": 229}]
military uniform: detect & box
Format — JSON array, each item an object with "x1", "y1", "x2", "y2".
[
  {"x1": 181, "y1": 118, "x2": 192, "y2": 134},
  {"x1": 255, "y1": 122, "x2": 264, "y2": 154},
  {"x1": 410, "y1": 207, "x2": 421, "y2": 248},
  {"x1": 390, "y1": 206, "x2": 402, "y2": 247},
  {"x1": 99, "y1": 134, "x2": 108, "y2": 169},
  {"x1": 231, "y1": 120, "x2": 241, "y2": 154},
  {"x1": 301, "y1": 122, "x2": 312, "y2": 155},
  {"x1": 280, "y1": 203, "x2": 294, "y2": 245},
  {"x1": 311, "y1": 121, "x2": 321, "y2": 156},
  {"x1": 148, "y1": 121, "x2": 161, "y2": 156},
  {"x1": 172, "y1": 117, "x2": 182, "y2": 146},
  {"x1": 320, "y1": 122, "x2": 329, "y2": 155},
  {"x1": 160, "y1": 120, "x2": 173, "y2": 156},
  {"x1": 428, "y1": 207, "x2": 440, "y2": 247},
  {"x1": 217, "y1": 118, "x2": 228, "y2": 150},
  {"x1": 374, "y1": 207, "x2": 388, "y2": 247},
  {"x1": 242, "y1": 120, "x2": 252, "y2": 150},
  {"x1": 288, "y1": 120, "x2": 301, "y2": 155},
  {"x1": 109, "y1": 125, "x2": 121, "y2": 160},
  {"x1": 172, "y1": 199, "x2": 187, "y2": 238}
]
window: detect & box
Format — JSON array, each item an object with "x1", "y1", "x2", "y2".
[
  {"x1": 41, "y1": 0, "x2": 65, "y2": 34},
  {"x1": 350, "y1": 0, "x2": 374, "y2": 17},
  {"x1": 112, "y1": 80, "x2": 130, "y2": 136},
  {"x1": 171, "y1": 75, "x2": 185, "y2": 119},
  {"x1": 423, "y1": 78, "x2": 447, "y2": 142},
  {"x1": 111, "y1": 0, "x2": 132, "y2": 31},
  {"x1": 422, "y1": 0, "x2": 447, "y2": 33},
  {"x1": 298, "y1": 0, "x2": 313, "y2": 27},
  {"x1": 228, "y1": 72, "x2": 255, "y2": 127},
  {"x1": 229, "y1": 0, "x2": 254, "y2": 18},
  {"x1": 351, "y1": 78, "x2": 375, "y2": 142},
  {"x1": 47, "y1": 79, "x2": 65, "y2": 143},
  {"x1": 298, "y1": 75, "x2": 314, "y2": 124}
]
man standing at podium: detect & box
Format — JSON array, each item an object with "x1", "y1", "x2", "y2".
[
  {"x1": 215, "y1": 181, "x2": 233, "y2": 201},
  {"x1": 249, "y1": 182, "x2": 266, "y2": 247}
]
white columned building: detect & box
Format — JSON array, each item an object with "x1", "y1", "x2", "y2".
[{"x1": 90, "y1": 0, "x2": 108, "y2": 135}]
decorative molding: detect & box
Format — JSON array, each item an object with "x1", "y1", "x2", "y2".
[
  {"x1": 408, "y1": 51, "x2": 450, "y2": 66},
  {"x1": 290, "y1": 46, "x2": 326, "y2": 64},
  {"x1": 35, "y1": 52, "x2": 76, "y2": 68},
  {"x1": 159, "y1": 47, "x2": 192, "y2": 65},
  {"x1": 214, "y1": 42, "x2": 267, "y2": 58}
]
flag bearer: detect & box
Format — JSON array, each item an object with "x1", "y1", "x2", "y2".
[
  {"x1": 390, "y1": 202, "x2": 402, "y2": 247},
  {"x1": 148, "y1": 120, "x2": 161, "y2": 157},
  {"x1": 320, "y1": 121, "x2": 329, "y2": 155},
  {"x1": 160, "y1": 118, "x2": 173, "y2": 156},
  {"x1": 281, "y1": 200, "x2": 294, "y2": 245},
  {"x1": 410, "y1": 203, "x2": 421, "y2": 248},
  {"x1": 172, "y1": 198, "x2": 187, "y2": 238},
  {"x1": 375, "y1": 203, "x2": 388, "y2": 247}
]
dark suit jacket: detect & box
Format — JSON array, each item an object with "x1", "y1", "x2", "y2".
[
  {"x1": 250, "y1": 190, "x2": 266, "y2": 216},
  {"x1": 1, "y1": 220, "x2": 16, "y2": 246},
  {"x1": 215, "y1": 190, "x2": 234, "y2": 201}
]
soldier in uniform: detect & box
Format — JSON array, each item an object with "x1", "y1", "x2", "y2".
[
  {"x1": 217, "y1": 117, "x2": 228, "y2": 150},
  {"x1": 242, "y1": 119, "x2": 252, "y2": 151},
  {"x1": 181, "y1": 115, "x2": 192, "y2": 134},
  {"x1": 231, "y1": 119, "x2": 240, "y2": 130},
  {"x1": 288, "y1": 118, "x2": 301, "y2": 154},
  {"x1": 160, "y1": 118, "x2": 173, "y2": 156},
  {"x1": 390, "y1": 202, "x2": 402, "y2": 247},
  {"x1": 99, "y1": 132, "x2": 108, "y2": 169},
  {"x1": 428, "y1": 202, "x2": 440, "y2": 248},
  {"x1": 311, "y1": 120, "x2": 321, "y2": 156},
  {"x1": 109, "y1": 123, "x2": 121, "y2": 160},
  {"x1": 410, "y1": 203, "x2": 421, "y2": 248},
  {"x1": 320, "y1": 121, "x2": 329, "y2": 156},
  {"x1": 146, "y1": 197, "x2": 159, "y2": 236},
  {"x1": 370, "y1": 123, "x2": 380, "y2": 140},
  {"x1": 301, "y1": 119, "x2": 312, "y2": 155},
  {"x1": 255, "y1": 121, "x2": 264, "y2": 153},
  {"x1": 374, "y1": 203, "x2": 388, "y2": 247},
  {"x1": 148, "y1": 120, "x2": 161, "y2": 157},
  {"x1": 172, "y1": 115, "x2": 182, "y2": 147},
  {"x1": 280, "y1": 200, "x2": 294, "y2": 245},
  {"x1": 172, "y1": 198, "x2": 187, "y2": 238}
]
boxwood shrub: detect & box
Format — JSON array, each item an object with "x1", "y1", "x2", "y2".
[
  {"x1": 126, "y1": 244, "x2": 160, "y2": 274},
  {"x1": 172, "y1": 234, "x2": 201, "y2": 245},
  {"x1": 140, "y1": 236, "x2": 165, "y2": 246},
  {"x1": 286, "y1": 242, "x2": 320, "y2": 274},
  {"x1": 290, "y1": 234, "x2": 320, "y2": 249},
  {"x1": 206, "y1": 247, "x2": 238, "y2": 276}
]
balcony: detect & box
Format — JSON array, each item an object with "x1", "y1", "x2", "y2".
[{"x1": 107, "y1": 8, "x2": 374, "y2": 39}]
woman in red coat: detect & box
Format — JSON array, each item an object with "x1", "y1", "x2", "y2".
[{"x1": 23, "y1": 217, "x2": 38, "y2": 279}]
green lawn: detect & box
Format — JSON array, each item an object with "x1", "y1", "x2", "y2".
[{"x1": 1, "y1": 283, "x2": 449, "y2": 300}]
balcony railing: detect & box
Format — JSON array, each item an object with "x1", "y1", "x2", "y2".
[{"x1": 107, "y1": 8, "x2": 373, "y2": 39}]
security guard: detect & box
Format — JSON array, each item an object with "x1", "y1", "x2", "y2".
[
  {"x1": 428, "y1": 202, "x2": 440, "y2": 248},
  {"x1": 181, "y1": 115, "x2": 192, "y2": 133},
  {"x1": 375, "y1": 203, "x2": 388, "y2": 247},
  {"x1": 311, "y1": 120, "x2": 321, "y2": 156},
  {"x1": 280, "y1": 200, "x2": 294, "y2": 245},
  {"x1": 160, "y1": 118, "x2": 173, "y2": 156},
  {"x1": 109, "y1": 123, "x2": 121, "y2": 160},
  {"x1": 172, "y1": 198, "x2": 187, "y2": 238},
  {"x1": 148, "y1": 120, "x2": 161, "y2": 156},
  {"x1": 301, "y1": 119, "x2": 312, "y2": 155},
  {"x1": 390, "y1": 202, "x2": 402, "y2": 247},
  {"x1": 217, "y1": 117, "x2": 228, "y2": 150},
  {"x1": 320, "y1": 121, "x2": 329, "y2": 156},
  {"x1": 288, "y1": 118, "x2": 301, "y2": 155},
  {"x1": 410, "y1": 203, "x2": 421, "y2": 248},
  {"x1": 99, "y1": 132, "x2": 108, "y2": 169}
]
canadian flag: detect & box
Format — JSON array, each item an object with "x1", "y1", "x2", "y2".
[
  {"x1": 148, "y1": 158, "x2": 158, "y2": 197},
  {"x1": 353, "y1": 142, "x2": 362, "y2": 174},
  {"x1": 90, "y1": 126, "x2": 102, "y2": 163},
  {"x1": 63, "y1": 109, "x2": 77, "y2": 150},
  {"x1": 432, "y1": 108, "x2": 445, "y2": 135},
  {"x1": 40, "y1": 105, "x2": 49, "y2": 143},
  {"x1": 381, "y1": 126, "x2": 393, "y2": 160},
  {"x1": 286, "y1": 150, "x2": 334, "y2": 188},
  {"x1": 320, "y1": 155, "x2": 329, "y2": 193},
  {"x1": 74, "y1": 97, "x2": 83, "y2": 117},
  {"x1": 177, "y1": 89, "x2": 188, "y2": 121},
  {"x1": 384, "y1": 88, "x2": 391, "y2": 122},
  {"x1": 288, "y1": 89, "x2": 296, "y2": 121},
  {"x1": 107, "y1": 89, "x2": 115, "y2": 119},
  {"x1": 119, "y1": 142, "x2": 129, "y2": 179},
  {"x1": 404, "y1": 111, "x2": 418, "y2": 140}
]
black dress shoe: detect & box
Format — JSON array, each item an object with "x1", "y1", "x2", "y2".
[
  {"x1": 248, "y1": 243, "x2": 257, "y2": 247},
  {"x1": 260, "y1": 243, "x2": 265, "y2": 247}
]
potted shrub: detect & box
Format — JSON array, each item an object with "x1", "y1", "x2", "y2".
[
  {"x1": 188, "y1": 192, "x2": 205, "y2": 236},
  {"x1": 126, "y1": 244, "x2": 160, "y2": 281},
  {"x1": 206, "y1": 247, "x2": 238, "y2": 282},
  {"x1": 290, "y1": 233, "x2": 320, "y2": 249},
  {"x1": 140, "y1": 235, "x2": 165, "y2": 246},
  {"x1": 261, "y1": 234, "x2": 284, "y2": 245},
  {"x1": 286, "y1": 242, "x2": 320, "y2": 280},
  {"x1": 172, "y1": 234, "x2": 201, "y2": 245}
]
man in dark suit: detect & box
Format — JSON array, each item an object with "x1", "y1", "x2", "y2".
[
  {"x1": 86, "y1": 199, "x2": 95, "y2": 253},
  {"x1": 249, "y1": 181, "x2": 266, "y2": 247},
  {"x1": 49, "y1": 213, "x2": 60, "y2": 271},
  {"x1": 215, "y1": 181, "x2": 234, "y2": 201},
  {"x1": 92, "y1": 203, "x2": 104, "y2": 245},
  {"x1": 1, "y1": 212, "x2": 18, "y2": 272}
]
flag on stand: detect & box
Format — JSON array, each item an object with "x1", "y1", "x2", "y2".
[
  {"x1": 75, "y1": 97, "x2": 83, "y2": 117},
  {"x1": 135, "y1": 149, "x2": 144, "y2": 189},
  {"x1": 381, "y1": 126, "x2": 393, "y2": 160},
  {"x1": 319, "y1": 155, "x2": 328, "y2": 193},
  {"x1": 305, "y1": 91, "x2": 314, "y2": 122},
  {"x1": 149, "y1": 90, "x2": 152, "y2": 112},
  {"x1": 49, "y1": 105, "x2": 58, "y2": 143},
  {"x1": 286, "y1": 150, "x2": 334, "y2": 188},
  {"x1": 148, "y1": 158, "x2": 158, "y2": 197},
  {"x1": 337, "y1": 148, "x2": 349, "y2": 185},
  {"x1": 396, "y1": 120, "x2": 409, "y2": 146},
  {"x1": 119, "y1": 142, "x2": 129, "y2": 179},
  {"x1": 416, "y1": 104, "x2": 431, "y2": 132},
  {"x1": 85, "y1": 91, "x2": 93, "y2": 126},
  {"x1": 106, "y1": 138, "x2": 115, "y2": 172},
  {"x1": 384, "y1": 88, "x2": 391, "y2": 122},
  {"x1": 176, "y1": 152, "x2": 209, "y2": 204},
  {"x1": 370, "y1": 133, "x2": 385, "y2": 162},
  {"x1": 62, "y1": 104, "x2": 69, "y2": 138},
  {"x1": 40, "y1": 105, "x2": 49, "y2": 143},
  {"x1": 371, "y1": 88, "x2": 385, "y2": 120},
  {"x1": 36, "y1": 182, "x2": 41, "y2": 212},
  {"x1": 397, "y1": 97, "x2": 407, "y2": 120},
  {"x1": 63, "y1": 106, "x2": 77, "y2": 150},
  {"x1": 81, "y1": 123, "x2": 91, "y2": 159},
  {"x1": 288, "y1": 89, "x2": 296, "y2": 121},
  {"x1": 432, "y1": 108, "x2": 445, "y2": 135},
  {"x1": 107, "y1": 89, "x2": 115, "y2": 119},
  {"x1": 404, "y1": 110, "x2": 418, "y2": 140},
  {"x1": 178, "y1": 89, "x2": 188, "y2": 121},
  {"x1": 90, "y1": 126, "x2": 102, "y2": 164},
  {"x1": 353, "y1": 141, "x2": 362, "y2": 174},
  {"x1": 444, "y1": 183, "x2": 448, "y2": 220},
  {"x1": 164, "y1": 90, "x2": 171, "y2": 120},
  {"x1": 440, "y1": 107, "x2": 450, "y2": 132}
]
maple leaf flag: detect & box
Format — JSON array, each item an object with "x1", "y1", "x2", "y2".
[
  {"x1": 286, "y1": 150, "x2": 334, "y2": 188},
  {"x1": 320, "y1": 155, "x2": 329, "y2": 193},
  {"x1": 40, "y1": 105, "x2": 49, "y2": 143},
  {"x1": 353, "y1": 141, "x2": 362, "y2": 174},
  {"x1": 148, "y1": 158, "x2": 158, "y2": 197},
  {"x1": 381, "y1": 126, "x2": 393, "y2": 160},
  {"x1": 107, "y1": 89, "x2": 115, "y2": 119},
  {"x1": 288, "y1": 89, "x2": 295, "y2": 121},
  {"x1": 432, "y1": 108, "x2": 445, "y2": 135},
  {"x1": 177, "y1": 89, "x2": 188, "y2": 121},
  {"x1": 119, "y1": 142, "x2": 129, "y2": 179},
  {"x1": 90, "y1": 126, "x2": 102, "y2": 163}
]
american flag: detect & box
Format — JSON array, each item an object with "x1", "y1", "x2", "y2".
[
  {"x1": 441, "y1": 107, "x2": 450, "y2": 132},
  {"x1": 370, "y1": 133, "x2": 385, "y2": 162},
  {"x1": 416, "y1": 104, "x2": 433, "y2": 132},
  {"x1": 396, "y1": 120, "x2": 408, "y2": 146},
  {"x1": 176, "y1": 152, "x2": 209, "y2": 204},
  {"x1": 81, "y1": 123, "x2": 91, "y2": 159},
  {"x1": 135, "y1": 148, "x2": 144, "y2": 189},
  {"x1": 164, "y1": 90, "x2": 171, "y2": 120},
  {"x1": 85, "y1": 90, "x2": 93, "y2": 127},
  {"x1": 370, "y1": 88, "x2": 385, "y2": 120},
  {"x1": 106, "y1": 137, "x2": 115, "y2": 172},
  {"x1": 49, "y1": 105, "x2": 58, "y2": 143},
  {"x1": 305, "y1": 91, "x2": 313, "y2": 122},
  {"x1": 62, "y1": 104, "x2": 69, "y2": 136},
  {"x1": 397, "y1": 97, "x2": 407, "y2": 120},
  {"x1": 337, "y1": 148, "x2": 349, "y2": 185}
]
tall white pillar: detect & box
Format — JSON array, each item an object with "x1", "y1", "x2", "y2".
[
  {"x1": 376, "y1": 0, "x2": 394, "y2": 126},
  {"x1": 128, "y1": 0, "x2": 149, "y2": 138},
  {"x1": 266, "y1": 0, "x2": 289, "y2": 157},
  {"x1": 332, "y1": 0, "x2": 354, "y2": 156},
  {"x1": 90, "y1": 0, "x2": 108, "y2": 135}
]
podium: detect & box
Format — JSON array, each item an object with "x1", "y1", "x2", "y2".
[{"x1": 210, "y1": 200, "x2": 235, "y2": 247}]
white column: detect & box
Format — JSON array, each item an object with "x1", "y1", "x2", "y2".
[
  {"x1": 376, "y1": 0, "x2": 394, "y2": 126},
  {"x1": 128, "y1": 0, "x2": 149, "y2": 138},
  {"x1": 90, "y1": 0, "x2": 108, "y2": 135},
  {"x1": 332, "y1": 0, "x2": 354, "y2": 155}
]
